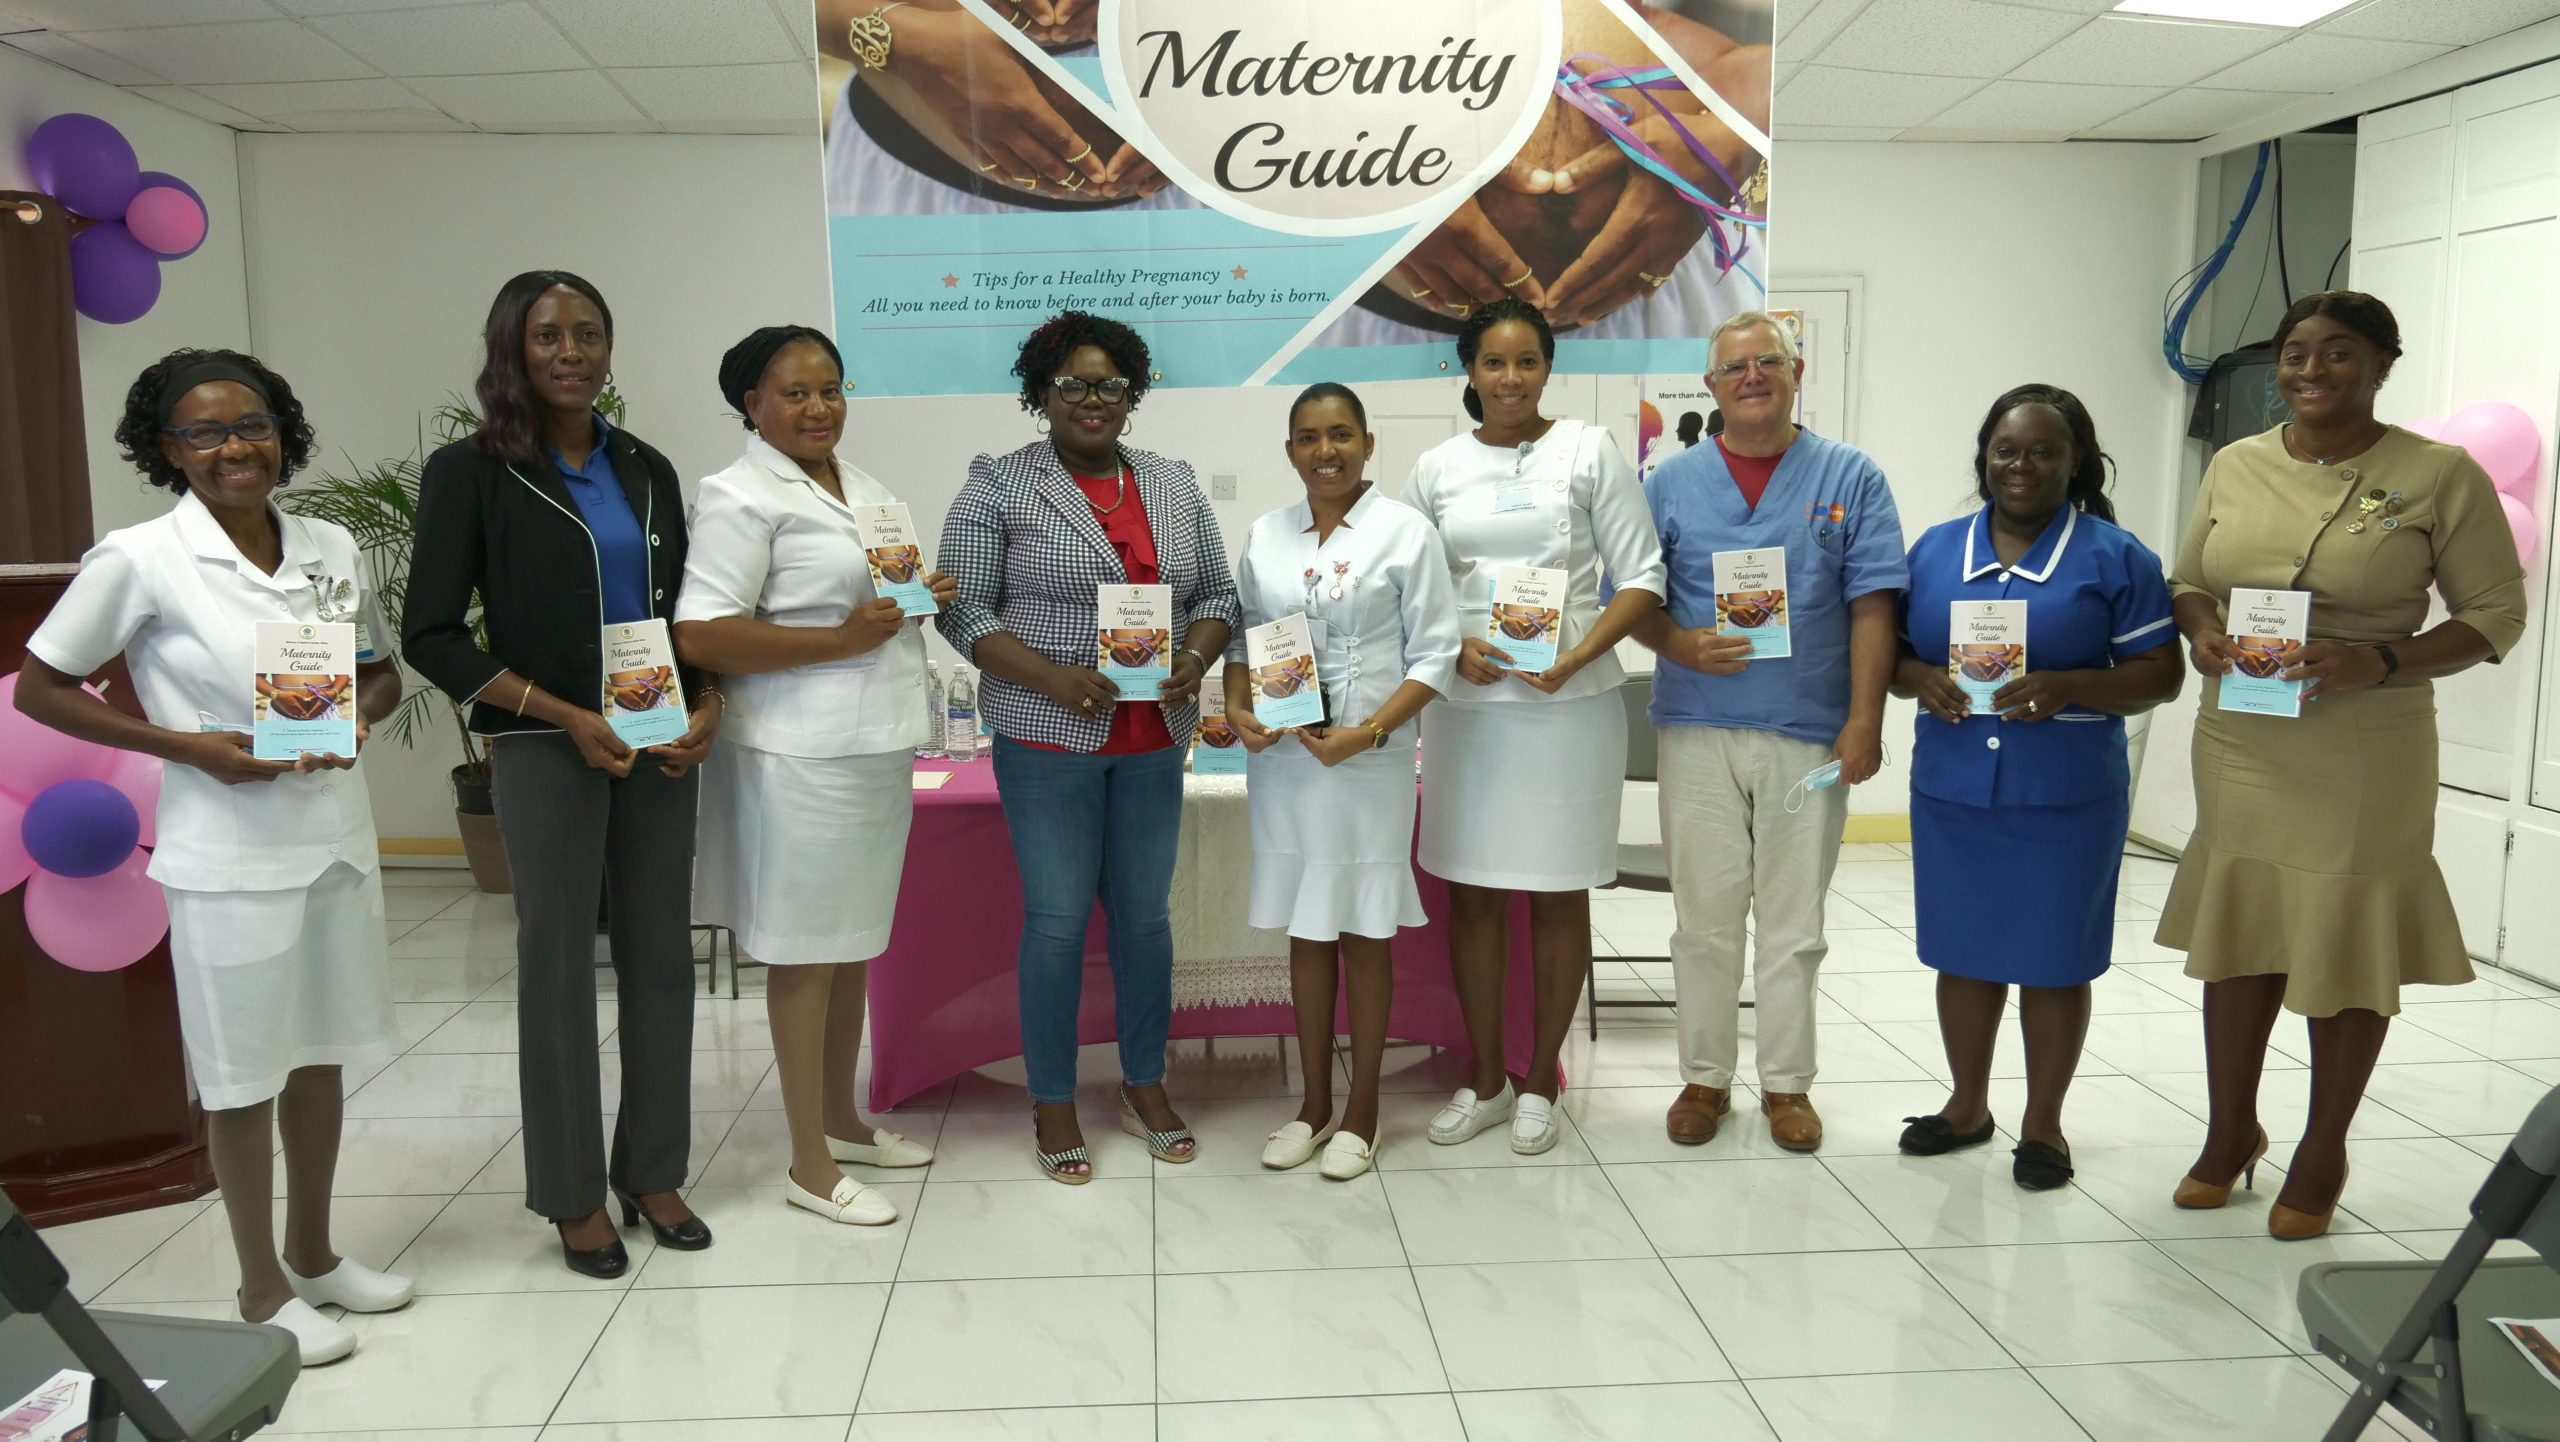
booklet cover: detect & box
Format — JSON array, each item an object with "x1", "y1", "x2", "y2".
[
  {"x1": 1712, "y1": 548, "x2": 1791, "y2": 659},
  {"x1": 601, "y1": 618, "x2": 689, "y2": 747},
  {"x1": 2493, "y1": 1318, "x2": 2560, "y2": 1393},
  {"x1": 1245, "y1": 613, "x2": 1326, "y2": 730},
  {"x1": 1191, "y1": 674, "x2": 1246, "y2": 775},
  {"x1": 1948, "y1": 600, "x2": 2028, "y2": 713},
  {"x1": 851, "y1": 502, "x2": 935, "y2": 617},
  {"x1": 2219, "y1": 589, "x2": 2309, "y2": 718},
  {"x1": 2, "y1": 1369, "x2": 169, "y2": 1442},
  {"x1": 1097, "y1": 584, "x2": 1173, "y2": 700},
  {"x1": 1489, "y1": 564, "x2": 1566, "y2": 672},
  {"x1": 252, "y1": 620, "x2": 357, "y2": 761}
]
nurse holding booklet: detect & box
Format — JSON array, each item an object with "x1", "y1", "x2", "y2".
[{"x1": 1228, "y1": 382, "x2": 1461, "y2": 1179}]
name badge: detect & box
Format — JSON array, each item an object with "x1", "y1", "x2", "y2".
[{"x1": 1492, "y1": 473, "x2": 1537, "y2": 514}]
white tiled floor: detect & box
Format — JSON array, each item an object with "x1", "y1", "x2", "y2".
[{"x1": 33, "y1": 843, "x2": 2556, "y2": 1440}]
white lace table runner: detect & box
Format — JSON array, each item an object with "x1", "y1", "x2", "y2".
[{"x1": 1168, "y1": 773, "x2": 1291, "y2": 1010}]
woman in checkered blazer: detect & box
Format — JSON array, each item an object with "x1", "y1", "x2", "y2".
[{"x1": 933, "y1": 311, "x2": 1241, "y2": 1182}]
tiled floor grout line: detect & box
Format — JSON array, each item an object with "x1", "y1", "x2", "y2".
[{"x1": 1345, "y1": 1036, "x2": 1473, "y2": 1438}]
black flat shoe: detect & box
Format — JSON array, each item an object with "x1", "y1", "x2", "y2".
[
  {"x1": 1898, "y1": 1114, "x2": 1996, "y2": 1156},
  {"x1": 554, "y1": 1221, "x2": 629, "y2": 1279},
  {"x1": 615, "y1": 1190, "x2": 713, "y2": 1251},
  {"x1": 2013, "y1": 1141, "x2": 2075, "y2": 1191}
]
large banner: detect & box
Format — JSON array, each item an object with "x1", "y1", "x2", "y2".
[{"x1": 815, "y1": 0, "x2": 1771, "y2": 396}]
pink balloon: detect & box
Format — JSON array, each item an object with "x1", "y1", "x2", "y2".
[
  {"x1": 123, "y1": 185, "x2": 206, "y2": 257},
  {"x1": 0, "y1": 672, "x2": 128, "y2": 803},
  {"x1": 2399, "y1": 416, "x2": 2449, "y2": 444},
  {"x1": 2503, "y1": 493, "x2": 2540, "y2": 569},
  {"x1": 25, "y1": 849, "x2": 166, "y2": 972},
  {"x1": 2440, "y1": 403, "x2": 2543, "y2": 500},
  {"x1": 94, "y1": 747, "x2": 161, "y2": 850},
  {"x1": 0, "y1": 792, "x2": 34, "y2": 894}
]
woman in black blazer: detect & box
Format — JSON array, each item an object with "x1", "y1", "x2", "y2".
[{"x1": 406, "y1": 269, "x2": 723, "y2": 1277}]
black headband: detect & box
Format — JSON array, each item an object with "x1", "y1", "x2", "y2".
[
  {"x1": 157, "y1": 358, "x2": 272, "y2": 426},
  {"x1": 717, "y1": 326, "x2": 841, "y2": 416}
]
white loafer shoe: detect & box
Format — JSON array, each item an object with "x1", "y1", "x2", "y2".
[
  {"x1": 1261, "y1": 1119, "x2": 1337, "y2": 1170},
  {"x1": 257, "y1": 1298, "x2": 355, "y2": 1367},
  {"x1": 285, "y1": 1257, "x2": 414, "y2": 1314},
  {"x1": 1428, "y1": 1080, "x2": 1514, "y2": 1145},
  {"x1": 826, "y1": 1129, "x2": 934, "y2": 1168},
  {"x1": 1318, "y1": 1130, "x2": 1375, "y2": 1180},
  {"x1": 788, "y1": 1173, "x2": 899, "y2": 1225},
  {"x1": 1511, "y1": 1093, "x2": 1560, "y2": 1155}
]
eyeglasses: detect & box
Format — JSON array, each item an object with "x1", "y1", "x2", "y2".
[
  {"x1": 1051, "y1": 376, "x2": 1131, "y2": 405},
  {"x1": 1710, "y1": 355, "x2": 1791, "y2": 380},
  {"x1": 163, "y1": 414, "x2": 278, "y2": 451}
]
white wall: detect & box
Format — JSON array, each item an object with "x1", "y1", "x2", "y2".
[{"x1": 0, "y1": 46, "x2": 252, "y2": 539}]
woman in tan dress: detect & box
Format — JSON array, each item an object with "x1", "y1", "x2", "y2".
[{"x1": 2160, "y1": 291, "x2": 2527, "y2": 1240}]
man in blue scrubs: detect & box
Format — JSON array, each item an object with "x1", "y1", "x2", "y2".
[{"x1": 1632, "y1": 312, "x2": 1907, "y2": 1151}]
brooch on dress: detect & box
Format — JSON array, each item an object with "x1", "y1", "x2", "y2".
[{"x1": 306, "y1": 572, "x2": 357, "y2": 621}]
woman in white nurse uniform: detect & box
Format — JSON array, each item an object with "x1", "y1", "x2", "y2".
[
  {"x1": 1230, "y1": 383, "x2": 1460, "y2": 1180},
  {"x1": 674, "y1": 326, "x2": 950, "y2": 1227},
  {"x1": 1404, "y1": 299, "x2": 1667, "y2": 1156},
  {"x1": 17, "y1": 349, "x2": 410, "y2": 1366}
]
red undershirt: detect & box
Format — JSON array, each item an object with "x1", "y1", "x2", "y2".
[
  {"x1": 1717, "y1": 434, "x2": 1783, "y2": 513},
  {"x1": 1025, "y1": 466, "x2": 1174, "y2": 755}
]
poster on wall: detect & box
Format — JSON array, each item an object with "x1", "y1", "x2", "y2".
[
  {"x1": 1634, "y1": 304, "x2": 1800, "y2": 478},
  {"x1": 814, "y1": 0, "x2": 1772, "y2": 397}
]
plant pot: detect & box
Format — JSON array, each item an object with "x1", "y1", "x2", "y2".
[{"x1": 451, "y1": 762, "x2": 511, "y2": 895}]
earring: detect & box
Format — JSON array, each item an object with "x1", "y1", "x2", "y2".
[
  {"x1": 1036, "y1": 415, "x2": 1051, "y2": 434},
  {"x1": 1122, "y1": 415, "x2": 1134, "y2": 436}
]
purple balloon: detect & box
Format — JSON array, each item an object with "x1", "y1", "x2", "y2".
[
  {"x1": 27, "y1": 113, "x2": 140, "y2": 221},
  {"x1": 21, "y1": 779, "x2": 141, "y2": 880},
  {"x1": 69, "y1": 223, "x2": 161, "y2": 324},
  {"x1": 134, "y1": 170, "x2": 208, "y2": 259}
]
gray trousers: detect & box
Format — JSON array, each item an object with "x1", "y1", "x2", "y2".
[{"x1": 491, "y1": 731, "x2": 699, "y2": 1219}]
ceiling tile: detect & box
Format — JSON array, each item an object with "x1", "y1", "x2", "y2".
[
  {"x1": 1777, "y1": 63, "x2": 1982, "y2": 127},
  {"x1": 130, "y1": 84, "x2": 273, "y2": 127},
  {"x1": 402, "y1": 67, "x2": 651, "y2": 129},
  {"x1": 3, "y1": 0, "x2": 275, "y2": 28},
  {"x1": 2009, "y1": 15, "x2": 2287, "y2": 86},
  {"x1": 67, "y1": 17, "x2": 374, "y2": 84},
  {"x1": 1810, "y1": 0, "x2": 2088, "y2": 77},
  {"x1": 1918, "y1": 77, "x2": 2168, "y2": 132},
  {"x1": 191, "y1": 76, "x2": 434, "y2": 122},
  {"x1": 2080, "y1": 85, "x2": 2285, "y2": 138},
  {"x1": 303, "y1": 2, "x2": 585, "y2": 76},
  {"x1": 1773, "y1": 60, "x2": 1801, "y2": 88},
  {"x1": 1773, "y1": 123, "x2": 1908, "y2": 139},
  {"x1": 608, "y1": 61, "x2": 814, "y2": 132},
  {"x1": 1775, "y1": 0, "x2": 1876, "y2": 54},
  {"x1": 764, "y1": 0, "x2": 814, "y2": 58},
  {"x1": 1, "y1": 29, "x2": 168, "y2": 83},
  {"x1": 1899, "y1": 125, "x2": 2075, "y2": 140},
  {"x1": 272, "y1": 0, "x2": 514, "y2": 12},
  {"x1": 530, "y1": 0, "x2": 799, "y2": 68},
  {"x1": 1979, "y1": 0, "x2": 2126, "y2": 10},
  {"x1": 2197, "y1": 30, "x2": 2453, "y2": 93},
  {"x1": 2321, "y1": 0, "x2": 2560, "y2": 46}
]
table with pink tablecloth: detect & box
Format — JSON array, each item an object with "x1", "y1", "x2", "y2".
[{"x1": 867, "y1": 758, "x2": 1540, "y2": 1111}]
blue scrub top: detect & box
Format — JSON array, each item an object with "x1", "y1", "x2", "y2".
[
  {"x1": 1645, "y1": 428, "x2": 1908, "y2": 747},
  {"x1": 1900, "y1": 506, "x2": 2175, "y2": 809},
  {"x1": 551, "y1": 412, "x2": 652, "y2": 625}
]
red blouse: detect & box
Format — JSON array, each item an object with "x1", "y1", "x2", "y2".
[{"x1": 1033, "y1": 466, "x2": 1175, "y2": 755}]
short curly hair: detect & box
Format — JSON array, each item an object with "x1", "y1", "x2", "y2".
[
  {"x1": 1010, "y1": 310, "x2": 1152, "y2": 415},
  {"x1": 115, "y1": 348, "x2": 315, "y2": 495}
]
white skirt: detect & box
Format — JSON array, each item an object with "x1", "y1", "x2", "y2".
[
  {"x1": 1245, "y1": 742, "x2": 1425, "y2": 943},
  {"x1": 695, "y1": 744, "x2": 913, "y2": 965},
  {"x1": 1419, "y1": 695, "x2": 1627, "y2": 891},
  {"x1": 164, "y1": 861, "x2": 395, "y2": 1111}
]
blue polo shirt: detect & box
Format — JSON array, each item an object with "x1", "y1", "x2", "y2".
[
  {"x1": 1900, "y1": 506, "x2": 2175, "y2": 809},
  {"x1": 552, "y1": 412, "x2": 652, "y2": 625},
  {"x1": 1645, "y1": 428, "x2": 1907, "y2": 746}
]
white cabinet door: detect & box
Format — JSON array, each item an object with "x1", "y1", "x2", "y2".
[
  {"x1": 2442, "y1": 790, "x2": 2512, "y2": 965},
  {"x1": 2503, "y1": 815, "x2": 2560, "y2": 985}
]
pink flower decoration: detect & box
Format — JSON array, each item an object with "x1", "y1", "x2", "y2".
[{"x1": 0, "y1": 670, "x2": 166, "y2": 972}]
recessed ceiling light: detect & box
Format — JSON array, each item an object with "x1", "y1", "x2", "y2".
[{"x1": 2110, "y1": 0, "x2": 2360, "y2": 25}]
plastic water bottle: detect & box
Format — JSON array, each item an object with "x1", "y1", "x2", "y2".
[
  {"x1": 946, "y1": 665, "x2": 979, "y2": 761},
  {"x1": 916, "y1": 661, "x2": 946, "y2": 759}
]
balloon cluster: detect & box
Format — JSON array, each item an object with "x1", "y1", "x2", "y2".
[
  {"x1": 0, "y1": 671, "x2": 167, "y2": 973},
  {"x1": 2404, "y1": 404, "x2": 2546, "y2": 568},
  {"x1": 25, "y1": 112, "x2": 210, "y2": 325}
]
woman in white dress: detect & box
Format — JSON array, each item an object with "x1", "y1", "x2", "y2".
[
  {"x1": 16, "y1": 349, "x2": 412, "y2": 1366},
  {"x1": 1229, "y1": 383, "x2": 1461, "y2": 1179},
  {"x1": 1405, "y1": 299, "x2": 1667, "y2": 1155},
  {"x1": 673, "y1": 326, "x2": 951, "y2": 1226}
]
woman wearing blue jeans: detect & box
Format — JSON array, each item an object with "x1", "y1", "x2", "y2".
[{"x1": 935, "y1": 311, "x2": 1240, "y2": 1181}]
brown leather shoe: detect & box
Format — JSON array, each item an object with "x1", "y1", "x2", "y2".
[
  {"x1": 1665, "y1": 1085, "x2": 1731, "y2": 1145},
  {"x1": 1762, "y1": 1092, "x2": 1823, "y2": 1152}
]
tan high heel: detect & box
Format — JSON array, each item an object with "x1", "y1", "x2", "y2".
[
  {"x1": 2172, "y1": 1126, "x2": 2270, "y2": 1210},
  {"x1": 2269, "y1": 1161, "x2": 2347, "y2": 1241}
]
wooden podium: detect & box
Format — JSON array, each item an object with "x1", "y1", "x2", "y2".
[{"x1": 0, "y1": 565, "x2": 214, "y2": 1226}]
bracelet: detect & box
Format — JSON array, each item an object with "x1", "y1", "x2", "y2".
[
  {"x1": 847, "y1": 2, "x2": 912, "y2": 70},
  {"x1": 696, "y1": 684, "x2": 725, "y2": 707},
  {"x1": 2371, "y1": 643, "x2": 2400, "y2": 684},
  {"x1": 1176, "y1": 646, "x2": 1212, "y2": 675},
  {"x1": 515, "y1": 682, "x2": 533, "y2": 716}
]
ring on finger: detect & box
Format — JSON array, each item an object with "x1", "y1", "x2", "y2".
[
  {"x1": 1637, "y1": 270, "x2": 1672, "y2": 289},
  {"x1": 1500, "y1": 270, "x2": 1534, "y2": 289},
  {"x1": 1061, "y1": 173, "x2": 1086, "y2": 192},
  {"x1": 1448, "y1": 301, "x2": 1472, "y2": 318},
  {"x1": 1408, "y1": 287, "x2": 1434, "y2": 301},
  {"x1": 1013, "y1": 175, "x2": 1041, "y2": 189},
  {"x1": 1062, "y1": 142, "x2": 1094, "y2": 165}
]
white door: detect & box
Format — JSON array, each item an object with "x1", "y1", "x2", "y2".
[
  {"x1": 1766, "y1": 284, "x2": 1857, "y2": 441},
  {"x1": 2503, "y1": 816, "x2": 2560, "y2": 985},
  {"x1": 2441, "y1": 791, "x2": 2511, "y2": 963}
]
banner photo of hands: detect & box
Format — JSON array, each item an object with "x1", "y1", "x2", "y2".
[{"x1": 815, "y1": 0, "x2": 1771, "y2": 396}]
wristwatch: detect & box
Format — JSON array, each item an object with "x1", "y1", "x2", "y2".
[
  {"x1": 2371, "y1": 643, "x2": 2400, "y2": 684},
  {"x1": 1176, "y1": 646, "x2": 1212, "y2": 676},
  {"x1": 1367, "y1": 721, "x2": 1391, "y2": 750}
]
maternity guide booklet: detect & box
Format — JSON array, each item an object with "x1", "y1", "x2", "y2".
[
  {"x1": 1712, "y1": 549, "x2": 1791, "y2": 658},
  {"x1": 252, "y1": 620, "x2": 356, "y2": 761},
  {"x1": 1191, "y1": 677, "x2": 1246, "y2": 775},
  {"x1": 2219, "y1": 589, "x2": 2309, "y2": 718},
  {"x1": 851, "y1": 502, "x2": 934, "y2": 617},
  {"x1": 2494, "y1": 1318, "x2": 2560, "y2": 1393},
  {"x1": 601, "y1": 618, "x2": 689, "y2": 747},
  {"x1": 1489, "y1": 564, "x2": 1565, "y2": 672},
  {"x1": 1097, "y1": 584, "x2": 1172, "y2": 700},
  {"x1": 1949, "y1": 601, "x2": 2028, "y2": 713},
  {"x1": 1245, "y1": 613, "x2": 1326, "y2": 730},
  {"x1": 2, "y1": 1369, "x2": 168, "y2": 1442}
]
